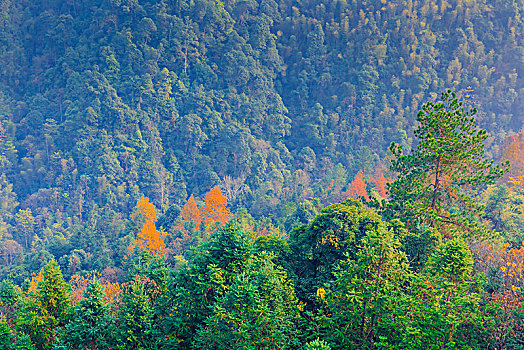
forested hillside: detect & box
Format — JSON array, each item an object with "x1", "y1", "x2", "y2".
[
  {"x1": 0, "y1": 0, "x2": 522, "y2": 214},
  {"x1": 0, "y1": 0, "x2": 523, "y2": 348}
]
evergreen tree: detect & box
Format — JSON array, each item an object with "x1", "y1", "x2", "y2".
[
  {"x1": 17, "y1": 261, "x2": 70, "y2": 350},
  {"x1": 116, "y1": 275, "x2": 160, "y2": 350},
  {"x1": 288, "y1": 199, "x2": 406, "y2": 306},
  {"x1": 193, "y1": 252, "x2": 300, "y2": 349},
  {"x1": 53, "y1": 280, "x2": 115, "y2": 350},
  {"x1": 161, "y1": 221, "x2": 254, "y2": 347},
  {"x1": 385, "y1": 89, "x2": 507, "y2": 237}
]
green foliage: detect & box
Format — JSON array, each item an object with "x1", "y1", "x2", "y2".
[
  {"x1": 288, "y1": 199, "x2": 405, "y2": 305},
  {"x1": 0, "y1": 280, "x2": 20, "y2": 319},
  {"x1": 0, "y1": 0, "x2": 519, "y2": 275},
  {"x1": 303, "y1": 338, "x2": 331, "y2": 350},
  {"x1": 0, "y1": 315, "x2": 35, "y2": 350},
  {"x1": 116, "y1": 275, "x2": 160, "y2": 350},
  {"x1": 53, "y1": 280, "x2": 114, "y2": 350},
  {"x1": 254, "y1": 234, "x2": 291, "y2": 269},
  {"x1": 125, "y1": 250, "x2": 169, "y2": 291},
  {"x1": 162, "y1": 221, "x2": 303, "y2": 348},
  {"x1": 314, "y1": 214, "x2": 410, "y2": 349},
  {"x1": 0, "y1": 315, "x2": 13, "y2": 350},
  {"x1": 0, "y1": 1, "x2": 520, "y2": 348},
  {"x1": 0, "y1": 174, "x2": 17, "y2": 224},
  {"x1": 427, "y1": 238, "x2": 474, "y2": 281},
  {"x1": 17, "y1": 261, "x2": 70, "y2": 350},
  {"x1": 386, "y1": 90, "x2": 507, "y2": 236},
  {"x1": 400, "y1": 225, "x2": 441, "y2": 268},
  {"x1": 481, "y1": 185, "x2": 524, "y2": 244},
  {"x1": 162, "y1": 221, "x2": 254, "y2": 347},
  {"x1": 193, "y1": 252, "x2": 300, "y2": 349},
  {"x1": 284, "y1": 199, "x2": 321, "y2": 233},
  {"x1": 315, "y1": 236, "x2": 494, "y2": 349}
]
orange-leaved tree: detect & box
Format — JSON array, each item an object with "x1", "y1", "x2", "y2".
[
  {"x1": 345, "y1": 171, "x2": 369, "y2": 200},
  {"x1": 370, "y1": 166, "x2": 389, "y2": 199},
  {"x1": 173, "y1": 187, "x2": 232, "y2": 255},
  {"x1": 180, "y1": 194, "x2": 202, "y2": 229},
  {"x1": 501, "y1": 131, "x2": 524, "y2": 189},
  {"x1": 201, "y1": 186, "x2": 232, "y2": 226},
  {"x1": 29, "y1": 269, "x2": 44, "y2": 293},
  {"x1": 135, "y1": 196, "x2": 166, "y2": 255}
]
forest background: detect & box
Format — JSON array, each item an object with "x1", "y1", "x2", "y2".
[{"x1": 0, "y1": 0, "x2": 523, "y2": 348}]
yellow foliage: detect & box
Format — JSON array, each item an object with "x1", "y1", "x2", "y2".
[
  {"x1": 29, "y1": 270, "x2": 44, "y2": 293},
  {"x1": 137, "y1": 195, "x2": 156, "y2": 222},
  {"x1": 317, "y1": 288, "x2": 326, "y2": 300}
]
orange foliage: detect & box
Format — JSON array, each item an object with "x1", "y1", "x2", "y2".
[
  {"x1": 370, "y1": 167, "x2": 389, "y2": 199},
  {"x1": 173, "y1": 187, "x2": 232, "y2": 254},
  {"x1": 472, "y1": 241, "x2": 524, "y2": 343},
  {"x1": 70, "y1": 274, "x2": 89, "y2": 305},
  {"x1": 345, "y1": 171, "x2": 369, "y2": 200},
  {"x1": 121, "y1": 274, "x2": 161, "y2": 304},
  {"x1": 501, "y1": 132, "x2": 524, "y2": 188},
  {"x1": 135, "y1": 196, "x2": 166, "y2": 255},
  {"x1": 201, "y1": 186, "x2": 231, "y2": 226},
  {"x1": 137, "y1": 195, "x2": 157, "y2": 222},
  {"x1": 69, "y1": 272, "x2": 122, "y2": 307},
  {"x1": 180, "y1": 194, "x2": 202, "y2": 228},
  {"x1": 102, "y1": 281, "x2": 122, "y2": 305},
  {"x1": 138, "y1": 220, "x2": 166, "y2": 255},
  {"x1": 374, "y1": 173, "x2": 388, "y2": 198}
]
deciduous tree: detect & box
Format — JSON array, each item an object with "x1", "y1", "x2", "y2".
[
  {"x1": 135, "y1": 196, "x2": 166, "y2": 256},
  {"x1": 180, "y1": 194, "x2": 202, "y2": 228},
  {"x1": 345, "y1": 171, "x2": 369, "y2": 200},
  {"x1": 201, "y1": 186, "x2": 231, "y2": 226}
]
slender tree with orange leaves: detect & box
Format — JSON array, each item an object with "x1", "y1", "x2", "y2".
[
  {"x1": 375, "y1": 174, "x2": 388, "y2": 199},
  {"x1": 135, "y1": 196, "x2": 166, "y2": 255},
  {"x1": 370, "y1": 167, "x2": 389, "y2": 199}
]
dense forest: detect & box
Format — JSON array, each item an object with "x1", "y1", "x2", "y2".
[{"x1": 0, "y1": 0, "x2": 523, "y2": 348}]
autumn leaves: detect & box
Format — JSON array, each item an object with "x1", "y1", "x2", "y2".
[
  {"x1": 135, "y1": 196, "x2": 166, "y2": 255},
  {"x1": 502, "y1": 131, "x2": 524, "y2": 190},
  {"x1": 132, "y1": 186, "x2": 231, "y2": 256},
  {"x1": 179, "y1": 186, "x2": 232, "y2": 230}
]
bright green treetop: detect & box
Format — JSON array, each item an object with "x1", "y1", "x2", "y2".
[{"x1": 17, "y1": 261, "x2": 70, "y2": 350}]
